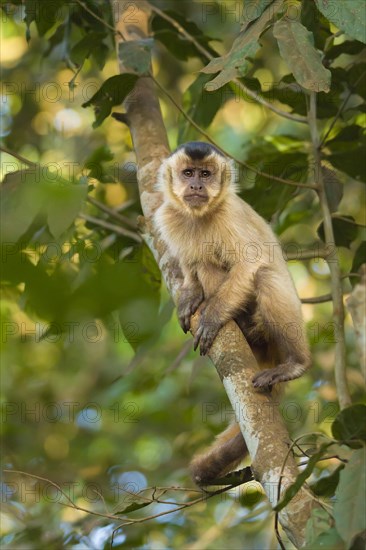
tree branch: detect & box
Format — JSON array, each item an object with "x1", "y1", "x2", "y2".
[
  {"x1": 308, "y1": 92, "x2": 351, "y2": 409},
  {"x1": 111, "y1": 1, "x2": 319, "y2": 546},
  {"x1": 79, "y1": 213, "x2": 141, "y2": 242}
]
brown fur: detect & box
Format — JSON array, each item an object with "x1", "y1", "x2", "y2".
[{"x1": 154, "y1": 142, "x2": 311, "y2": 484}]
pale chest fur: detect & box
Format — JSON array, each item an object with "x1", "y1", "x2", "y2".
[{"x1": 155, "y1": 197, "x2": 281, "y2": 272}]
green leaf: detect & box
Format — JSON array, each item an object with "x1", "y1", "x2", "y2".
[
  {"x1": 0, "y1": 170, "x2": 45, "y2": 244},
  {"x1": 322, "y1": 165, "x2": 343, "y2": 213},
  {"x1": 118, "y1": 39, "x2": 153, "y2": 75},
  {"x1": 71, "y1": 32, "x2": 108, "y2": 69},
  {"x1": 326, "y1": 125, "x2": 366, "y2": 181},
  {"x1": 334, "y1": 448, "x2": 366, "y2": 547},
  {"x1": 201, "y1": 0, "x2": 283, "y2": 88},
  {"x1": 315, "y1": 1, "x2": 366, "y2": 44},
  {"x1": 274, "y1": 442, "x2": 332, "y2": 512},
  {"x1": 351, "y1": 241, "x2": 366, "y2": 276},
  {"x1": 317, "y1": 216, "x2": 358, "y2": 248},
  {"x1": 325, "y1": 40, "x2": 365, "y2": 61},
  {"x1": 45, "y1": 176, "x2": 88, "y2": 239},
  {"x1": 201, "y1": 40, "x2": 260, "y2": 89},
  {"x1": 178, "y1": 74, "x2": 232, "y2": 141},
  {"x1": 82, "y1": 74, "x2": 139, "y2": 127},
  {"x1": 242, "y1": 0, "x2": 274, "y2": 26},
  {"x1": 310, "y1": 464, "x2": 345, "y2": 497},
  {"x1": 115, "y1": 501, "x2": 151, "y2": 514},
  {"x1": 305, "y1": 528, "x2": 345, "y2": 550},
  {"x1": 24, "y1": 0, "x2": 65, "y2": 38},
  {"x1": 83, "y1": 145, "x2": 114, "y2": 182},
  {"x1": 152, "y1": 10, "x2": 217, "y2": 61},
  {"x1": 301, "y1": 0, "x2": 331, "y2": 50},
  {"x1": 347, "y1": 63, "x2": 366, "y2": 100},
  {"x1": 332, "y1": 404, "x2": 366, "y2": 444},
  {"x1": 262, "y1": 68, "x2": 343, "y2": 118},
  {"x1": 273, "y1": 19, "x2": 331, "y2": 92},
  {"x1": 242, "y1": 144, "x2": 308, "y2": 219},
  {"x1": 305, "y1": 507, "x2": 346, "y2": 549}
]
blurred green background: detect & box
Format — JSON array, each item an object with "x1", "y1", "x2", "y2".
[{"x1": 1, "y1": 1, "x2": 365, "y2": 548}]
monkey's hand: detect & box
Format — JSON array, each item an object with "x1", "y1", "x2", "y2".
[
  {"x1": 177, "y1": 287, "x2": 204, "y2": 333},
  {"x1": 193, "y1": 304, "x2": 222, "y2": 356}
]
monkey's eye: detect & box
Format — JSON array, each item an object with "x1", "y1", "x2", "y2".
[
  {"x1": 183, "y1": 169, "x2": 194, "y2": 178},
  {"x1": 200, "y1": 170, "x2": 211, "y2": 178}
]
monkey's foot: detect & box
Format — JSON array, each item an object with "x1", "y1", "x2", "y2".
[
  {"x1": 193, "y1": 313, "x2": 221, "y2": 356},
  {"x1": 177, "y1": 289, "x2": 204, "y2": 333},
  {"x1": 252, "y1": 363, "x2": 306, "y2": 390}
]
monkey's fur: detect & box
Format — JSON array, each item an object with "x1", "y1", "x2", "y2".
[{"x1": 154, "y1": 142, "x2": 311, "y2": 484}]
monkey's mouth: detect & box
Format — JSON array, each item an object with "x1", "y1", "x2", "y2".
[{"x1": 184, "y1": 194, "x2": 208, "y2": 206}]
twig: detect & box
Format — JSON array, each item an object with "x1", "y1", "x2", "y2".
[
  {"x1": 79, "y1": 213, "x2": 141, "y2": 242},
  {"x1": 0, "y1": 146, "x2": 37, "y2": 167},
  {"x1": 152, "y1": 77, "x2": 317, "y2": 190},
  {"x1": 87, "y1": 196, "x2": 137, "y2": 230},
  {"x1": 285, "y1": 248, "x2": 330, "y2": 261},
  {"x1": 149, "y1": 4, "x2": 307, "y2": 124},
  {"x1": 274, "y1": 432, "x2": 336, "y2": 542},
  {"x1": 166, "y1": 339, "x2": 192, "y2": 373},
  {"x1": 308, "y1": 92, "x2": 351, "y2": 409},
  {"x1": 301, "y1": 294, "x2": 333, "y2": 304}
]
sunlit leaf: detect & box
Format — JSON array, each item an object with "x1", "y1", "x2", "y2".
[
  {"x1": 201, "y1": 0, "x2": 282, "y2": 88},
  {"x1": 315, "y1": 1, "x2": 366, "y2": 44},
  {"x1": 273, "y1": 19, "x2": 331, "y2": 92}
]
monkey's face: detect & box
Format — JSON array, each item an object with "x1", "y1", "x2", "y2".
[{"x1": 171, "y1": 154, "x2": 224, "y2": 214}]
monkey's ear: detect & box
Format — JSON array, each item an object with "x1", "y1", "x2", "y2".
[
  {"x1": 156, "y1": 159, "x2": 172, "y2": 193},
  {"x1": 221, "y1": 159, "x2": 238, "y2": 191}
]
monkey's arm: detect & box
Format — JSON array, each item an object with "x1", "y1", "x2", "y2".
[
  {"x1": 177, "y1": 264, "x2": 204, "y2": 333},
  {"x1": 194, "y1": 262, "x2": 255, "y2": 354}
]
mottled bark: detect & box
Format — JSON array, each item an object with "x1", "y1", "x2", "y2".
[{"x1": 111, "y1": 2, "x2": 318, "y2": 546}]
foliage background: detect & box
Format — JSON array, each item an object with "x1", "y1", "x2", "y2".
[{"x1": 1, "y1": 0, "x2": 365, "y2": 548}]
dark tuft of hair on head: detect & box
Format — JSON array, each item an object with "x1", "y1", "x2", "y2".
[{"x1": 172, "y1": 141, "x2": 225, "y2": 161}]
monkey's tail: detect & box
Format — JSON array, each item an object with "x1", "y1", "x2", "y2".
[{"x1": 190, "y1": 422, "x2": 247, "y2": 485}]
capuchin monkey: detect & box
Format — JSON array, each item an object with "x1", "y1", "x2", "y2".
[{"x1": 154, "y1": 141, "x2": 311, "y2": 484}]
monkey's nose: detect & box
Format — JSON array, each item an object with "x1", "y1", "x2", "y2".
[{"x1": 190, "y1": 184, "x2": 203, "y2": 191}]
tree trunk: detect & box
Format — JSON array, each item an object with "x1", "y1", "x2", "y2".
[{"x1": 111, "y1": 1, "x2": 318, "y2": 546}]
